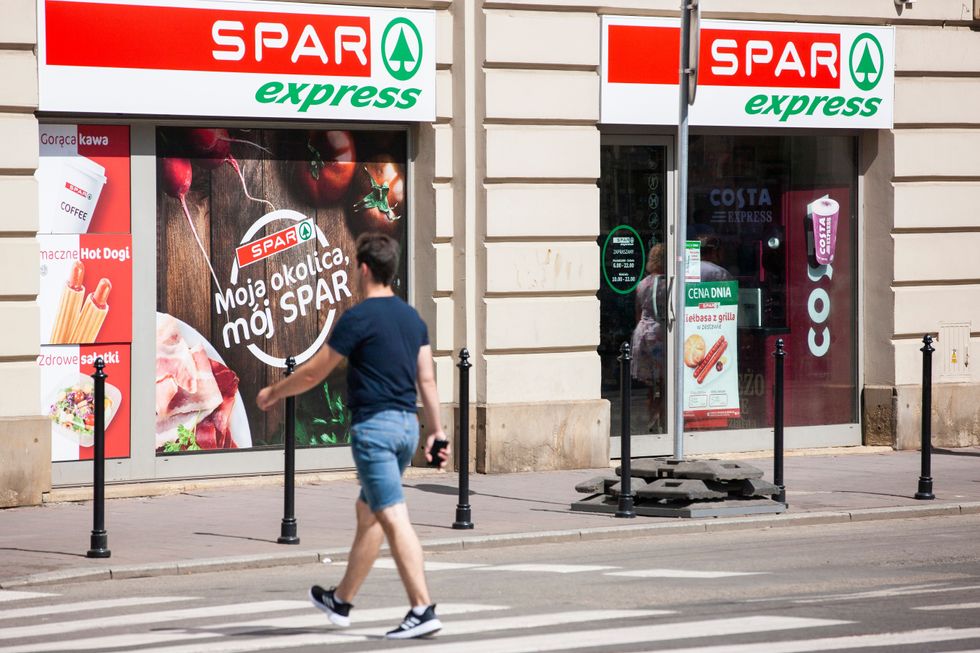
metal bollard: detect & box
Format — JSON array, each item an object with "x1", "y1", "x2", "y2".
[
  {"x1": 452, "y1": 348, "x2": 474, "y2": 529},
  {"x1": 278, "y1": 356, "x2": 300, "y2": 544},
  {"x1": 616, "y1": 342, "x2": 636, "y2": 519},
  {"x1": 772, "y1": 339, "x2": 786, "y2": 505},
  {"x1": 86, "y1": 357, "x2": 111, "y2": 558},
  {"x1": 915, "y1": 335, "x2": 935, "y2": 500}
]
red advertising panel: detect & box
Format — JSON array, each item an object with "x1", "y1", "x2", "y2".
[
  {"x1": 39, "y1": 344, "x2": 131, "y2": 462},
  {"x1": 781, "y1": 189, "x2": 856, "y2": 426},
  {"x1": 39, "y1": 234, "x2": 133, "y2": 345},
  {"x1": 38, "y1": 124, "x2": 130, "y2": 234}
]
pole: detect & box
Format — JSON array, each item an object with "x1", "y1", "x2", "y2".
[
  {"x1": 773, "y1": 339, "x2": 786, "y2": 505},
  {"x1": 453, "y1": 348, "x2": 474, "y2": 529},
  {"x1": 87, "y1": 357, "x2": 110, "y2": 558},
  {"x1": 672, "y1": 0, "x2": 695, "y2": 461},
  {"x1": 915, "y1": 335, "x2": 935, "y2": 500},
  {"x1": 278, "y1": 356, "x2": 300, "y2": 544},
  {"x1": 616, "y1": 342, "x2": 636, "y2": 518}
]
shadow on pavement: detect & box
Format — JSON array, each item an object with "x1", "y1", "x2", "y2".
[
  {"x1": 193, "y1": 531, "x2": 280, "y2": 544},
  {"x1": 0, "y1": 546, "x2": 86, "y2": 558},
  {"x1": 934, "y1": 448, "x2": 980, "y2": 458}
]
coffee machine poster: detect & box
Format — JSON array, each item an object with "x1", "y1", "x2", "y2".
[
  {"x1": 155, "y1": 127, "x2": 408, "y2": 455},
  {"x1": 37, "y1": 124, "x2": 131, "y2": 234}
]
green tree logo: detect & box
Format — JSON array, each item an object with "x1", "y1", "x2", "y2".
[
  {"x1": 298, "y1": 221, "x2": 313, "y2": 242},
  {"x1": 849, "y1": 33, "x2": 884, "y2": 92},
  {"x1": 382, "y1": 18, "x2": 423, "y2": 82}
]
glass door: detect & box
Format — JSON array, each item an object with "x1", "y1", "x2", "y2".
[{"x1": 599, "y1": 136, "x2": 673, "y2": 455}]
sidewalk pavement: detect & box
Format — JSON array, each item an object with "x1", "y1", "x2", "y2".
[{"x1": 2, "y1": 446, "x2": 979, "y2": 588}]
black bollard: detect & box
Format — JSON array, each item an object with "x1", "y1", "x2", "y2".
[
  {"x1": 278, "y1": 356, "x2": 300, "y2": 544},
  {"x1": 915, "y1": 335, "x2": 935, "y2": 500},
  {"x1": 616, "y1": 342, "x2": 635, "y2": 518},
  {"x1": 452, "y1": 348, "x2": 474, "y2": 529},
  {"x1": 772, "y1": 339, "x2": 786, "y2": 505},
  {"x1": 86, "y1": 357, "x2": 110, "y2": 558}
]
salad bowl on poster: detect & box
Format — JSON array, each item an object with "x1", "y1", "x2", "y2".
[{"x1": 47, "y1": 373, "x2": 122, "y2": 448}]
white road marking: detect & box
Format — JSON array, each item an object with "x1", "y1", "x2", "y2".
[
  {"x1": 371, "y1": 558, "x2": 489, "y2": 572},
  {"x1": 474, "y1": 564, "x2": 619, "y2": 574},
  {"x1": 0, "y1": 592, "x2": 54, "y2": 604},
  {"x1": 607, "y1": 569, "x2": 767, "y2": 579},
  {"x1": 361, "y1": 616, "x2": 849, "y2": 653},
  {"x1": 387, "y1": 609, "x2": 673, "y2": 637},
  {"x1": 793, "y1": 583, "x2": 980, "y2": 604},
  {"x1": 914, "y1": 602, "x2": 980, "y2": 611},
  {"x1": 0, "y1": 604, "x2": 503, "y2": 653},
  {"x1": 0, "y1": 600, "x2": 307, "y2": 642},
  {"x1": 0, "y1": 596, "x2": 194, "y2": 621},
  {"x1": 640, "y1": 626, "x2": 980, "y2": 652}
]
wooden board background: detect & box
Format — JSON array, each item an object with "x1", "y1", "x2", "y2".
[{"x1": 156, "y1": 128, "x2": 408, "y2": 449}]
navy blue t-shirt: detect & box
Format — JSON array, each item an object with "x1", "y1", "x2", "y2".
[{"x1": 328, "y1": 296, "x2": 429, "y2": 424}]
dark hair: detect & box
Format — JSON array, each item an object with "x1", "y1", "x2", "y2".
[{"x1": 355, "y1": 232, "x2": 400, "y2": 286}]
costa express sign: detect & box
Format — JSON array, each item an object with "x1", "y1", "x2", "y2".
[
  {"x1": 601, "y1": 17, "x2": 894, "y2": 128},
  {"x1": 37, "y1": 0, "x2": 435, "y2": 121}
]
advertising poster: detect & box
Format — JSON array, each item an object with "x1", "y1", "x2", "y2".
[
  {"x1": 782, "y1": 189, "x2": 856, "y2": 425},
  {"x1": 156, "y1": 127, "x2": 407, "y2": 454},
  {"x1": 37, "y1": 124, "x2": 130, "y2": 234},
  {"x1": 39, "y1": 234, "x2": 133, "y2": 345},
  {"x1": 683, "y1": 281, "x2": 741, "y2": 420},
  {"x1": 38, "y1": 344, "x2": 131, "y2": 462}
]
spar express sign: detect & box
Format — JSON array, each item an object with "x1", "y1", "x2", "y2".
[
  {"x1": 37, "y1": 0, "x2": 435, "y2": 121},
  {"x1": 601, "y1": 17, "x2": 894, "y2": 128}
]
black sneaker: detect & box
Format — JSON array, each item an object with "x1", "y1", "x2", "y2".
[
  {"x1": 308, "y1": 585, "x2": 352, "y2": 627},
  {"x1": 385, "y1": 605, "x2": 442, "y2": 639}
]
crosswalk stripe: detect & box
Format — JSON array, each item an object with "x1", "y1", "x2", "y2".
[
  {"x1": 0, "y1": 604, "x2": 504, "y2": 653},
  {"x1": 0, "y1": 600, "x2": 307, "y2": 642},
  {"x1": 378, "y1": 609, "x2": 673, "y2": 637},
  {"x1": 639, "y1": 626, "x2": 980, "y2": 652},
  {"x1": 0, "y1": 592, "x2": 54, "y2": 604},
  {"x1": 793, "y1": 583, "x2": 980, "y2": 604},
  {"x1": 473, "y1": 564, "x2": 618, "y2": 574},
  {"x1": 914, "y1": 602, "x2": 980, "y2": 611},
  {"x1": 371, "y1": 559, "x2": 489, "y2": 572},
  {"x1": 606, "y1": 569, "x2": 767, "y2": 579},
  {"x1": 0, "y1": 596, "x2": 194, "y2": 621},
  {"x1": 358, "y1": 616, "x2": 850, "y2": 653}
]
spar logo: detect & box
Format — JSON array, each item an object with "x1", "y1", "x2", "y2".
[
  {"x1": 849, "y1": 33, "x2": 884, "y2": 91},
  {"x1": 236, "y1": 218, "x2": 315, "y2": 268},
  {"x1": 381, "y1": 18, "x2": 423, "y2": 81}
]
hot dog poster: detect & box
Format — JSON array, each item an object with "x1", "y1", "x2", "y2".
[
  {"x1": 38, "y1": 234, "x2": 133, "y2": 345},
  {"x1": 683, "y1": 281, "x2": 741, "y2": 420},
  {"x1": 38, "y1": 345, "x2": 131, "y2": 462},
  {"x1": 156, "y1": 127, "x2": 408, "y2": 454},
  {"x1": 37, "y1": 124, "x2": 130, "y2": 234}
]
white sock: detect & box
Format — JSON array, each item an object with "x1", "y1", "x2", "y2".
[{"x1": 411, "y1": 605, "x2": 429, "y2": 616}]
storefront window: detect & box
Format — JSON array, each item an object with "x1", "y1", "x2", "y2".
[
  {"x1": 599, "y1": 143, "x2": 668, "y2": 435},
  {"x1": 155, "y1": 127, "x2": 408, "y2": 454},
  {"x1": 688, "y1": 134, "x2": 858, "y2": 430}
]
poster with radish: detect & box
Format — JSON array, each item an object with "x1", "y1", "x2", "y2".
[
  {"x1": 155, "y1": 127, "x2": 407, "y2": 454},
  {"x1": 39, "y1": 345, "x2": 131, "y2": 462},
  {"x1": 37, "y1": 124, "x2": 130, "y2": 234},
  {"x1": 682, "y1": 281, "x2": 741, "y2": 420},
  {"x1": 38, "y1": 234, "x2": 133, "y2": 346}
]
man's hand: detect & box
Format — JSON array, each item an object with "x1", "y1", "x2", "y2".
[
  {"x1": 256, "y1": 386, "x2": 277, "y2": 412},
  {"x1": 425, "y1": 431, "x2": 451, "y2": 468}
]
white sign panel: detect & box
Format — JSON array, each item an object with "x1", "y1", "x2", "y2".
[
  {"x1": 38, "y1": 0, "x2": 436, "y2": 122},
  {"x1": 601, "y1": 16, "x2": 894, "y2": 129}
]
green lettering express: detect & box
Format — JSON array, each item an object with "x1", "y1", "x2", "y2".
[
  {"x1": 255, "y1": 81, "x2": 422, "y2": 113},
  {"x1": 744, "y1": 93, "x2": 882, "y2": 122}
]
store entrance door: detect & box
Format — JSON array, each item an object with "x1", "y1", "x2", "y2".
[{"x1": 599, "y1": 136, "x2": 674, "y2": 457}]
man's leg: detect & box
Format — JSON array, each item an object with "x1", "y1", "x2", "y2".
[
  {"x1": 335, "y1": 498, "x2": 385, "y2": 603},
  {"x1": 375, "y1": 502, "x2": 430, "y2": 607}
]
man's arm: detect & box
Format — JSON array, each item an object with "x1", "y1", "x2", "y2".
[
  {"x1": 417, "y1": 344, "x2": 450, "y2": 466},
  {"x1": 256, "y1": 345, "x2": 345, "y2": 411}
]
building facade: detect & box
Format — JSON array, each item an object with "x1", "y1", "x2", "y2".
[{"x1": 1, "y1": 0, "x2": 978, "y2": 506}]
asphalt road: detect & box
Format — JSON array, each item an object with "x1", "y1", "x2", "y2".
[{"x1": 1, "y1": 514, "x2": 979, "y2": 652}]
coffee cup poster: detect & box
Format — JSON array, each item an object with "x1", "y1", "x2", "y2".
[
  {"x1": 683, "y1": 281, "x2": 741, "y2": 420},
  {"x1": 155, "y1": 127, "x2": 408, "y2": 454}
]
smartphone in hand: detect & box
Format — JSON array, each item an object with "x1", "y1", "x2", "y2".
[{"x1": 428, "y1": 439, "x2": 449, "y2": 467}]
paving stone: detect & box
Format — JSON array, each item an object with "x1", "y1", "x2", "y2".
[
  {"x1": 614, "y1": 458, "x2": 674, "y2": 480},
  {"x1": 607, "y1": 479, "x2": 649, "y2": 498},
  {"x1": 575, "y1": 475, "x2": 617, "y2": 494},
  {"x1": 670, "y1": 460, "x2": 764, "y2": 481},
  {"x1": 740, "y1": 478, "x2": 781, "y2": 498},
  {"x1": 636, "y1": 478, "x2": 728, "y2": 501}
]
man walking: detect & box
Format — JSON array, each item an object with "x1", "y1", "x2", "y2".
[{"x1": 257, "y1": 232, "x2": 450, "y2": 639}]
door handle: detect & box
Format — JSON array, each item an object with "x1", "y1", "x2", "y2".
[{"x1": 666, "y1": 275, "x2": 676, "y2": 332}]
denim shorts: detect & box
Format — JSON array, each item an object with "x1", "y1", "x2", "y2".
[{"x1": 350, "y1": 410, "x2": 419, "y2": 512}]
